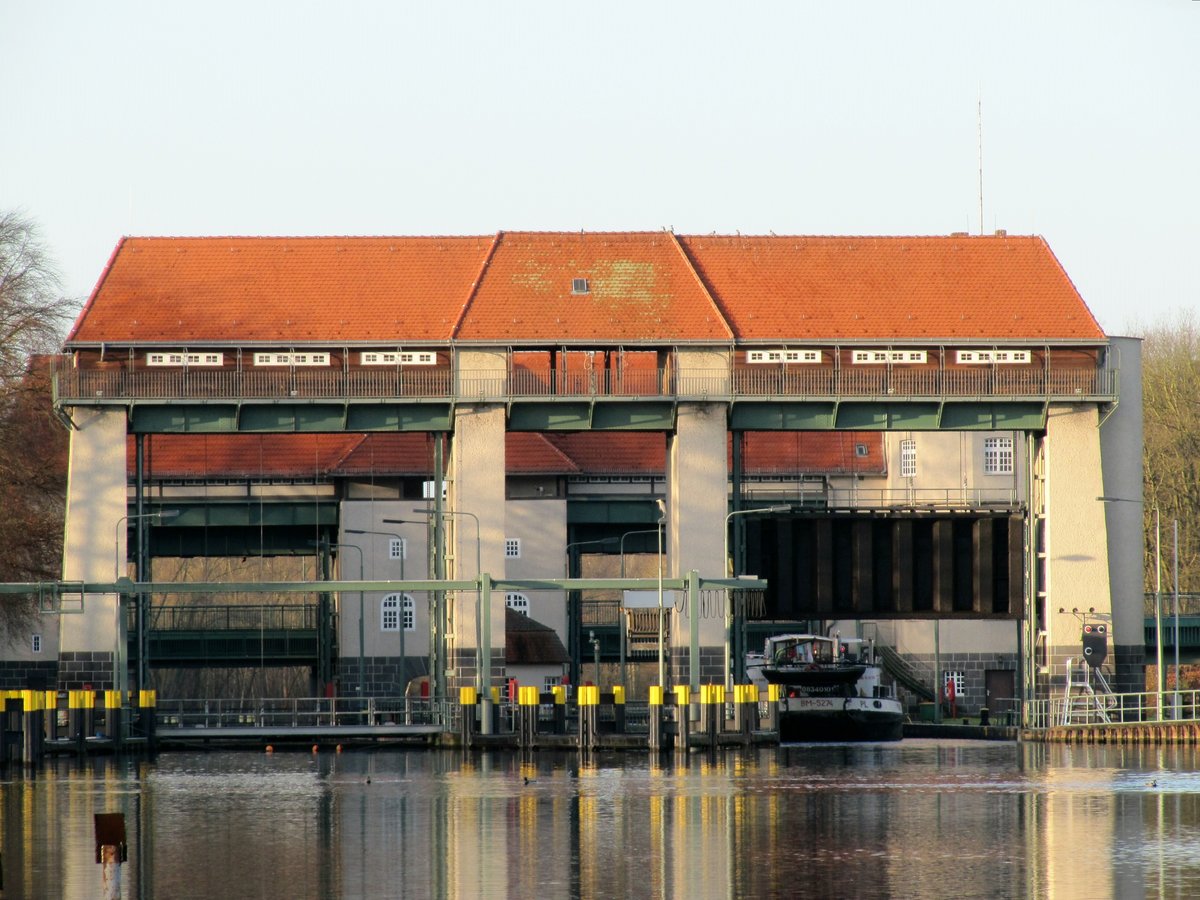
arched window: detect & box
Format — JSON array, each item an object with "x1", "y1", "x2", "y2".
[
  {"x1": 382, "y1": 593, "x2": 415, "y2": 631},
  {"x1": 505, "y1": 592, "x2": 530, "y2": 616}
]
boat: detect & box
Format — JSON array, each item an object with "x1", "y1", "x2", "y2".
[{"x1": 746, "y1": 634, "x2": 904, "y2": 742}]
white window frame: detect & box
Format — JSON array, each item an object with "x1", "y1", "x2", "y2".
[
  {"x1": 389, "y1": 538, "x2": 407, "y2": 561},
  {"x1": 944, "y1": 671, "x2": 966, "y2": 700},
  {"x1": 852, "y1": 350, "x2": 927, "y2": 365},
  {"x1": 381, "y1": 593, "x2": 416, "y2": 632},
  {"x1": 506, "y1": 592, "x2": 530, "y2": 616},
  {"x1": 253, "y1": 352, "x2": 330, "y2": 366},
  {"x1": 746, "y1": 349, "x2": 822, "y2": 364},
  {"x1": 505, "y1": 538, "x2": 521, "y2": 559},
  {"x1": 983, "y1": 436, "x2": 1015, "y2": 475},
  {"x1": 147, "y1": 352, "x2": 225, "y2": 367},
  {"x1": 31, "y1": 633, "x2": 42, "y2": 653},
  {"x1": 360, "y1": 351, "x2": 437, "y2": 365},
  {"x1": 955, "y1": 349, "x2": 1031, "y2": 365},
  {"x1": 899, "y1": 439, "x2": 917, "y2": 478},
  {"x1": 572, "y1": 277, "x2": 590, "y2": 294}
]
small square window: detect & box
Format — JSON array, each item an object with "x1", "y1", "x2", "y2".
[
  {"x1": 571, "y1": 278, "x2": 590, "y2": 295},
  {"x1": 31, "y1": 634, "x2": 42, "y2": 653},
  {"x1": 505, "y1": 538, "x2": 521, "y2": 559},
  {"x1": 984, "y1": 436, "x2": 1015, "y2": 475},
  {"x1": 389, "y1": 538, "x2": 406, "y2": 561},
  {"x1": 855, "y1": 443, "x2": 869, "y2": 458}
]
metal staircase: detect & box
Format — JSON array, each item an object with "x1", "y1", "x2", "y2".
[
  {"x1": 1061, "y1": 658, "x2": 1116, "y2": 725},
  {"x1": 877, "y1": 645, "x2": 935, "y2": 702}
]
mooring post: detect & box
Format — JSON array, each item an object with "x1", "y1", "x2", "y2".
[
  {"x1": 459, "y1": 687, "x2": 477, "y2": 747},
  {"x1": 673, "y1": 685, "x2": 691, "y2": 752},
  {"x1": 766, "y1": 684, "x2": 781, "y2": 734},
  {"x1": 552, "y1": 685, "x2": 567, "y2": 734},
  {"x1": 517, "y1": 686, "x2": 538, "y2": 747},
  {"x1": 649, "y1": 686, "x2": 663, "y2": 751},
  {"x1": 94, "y1": 813, "x2": 127, "y2": 900}
]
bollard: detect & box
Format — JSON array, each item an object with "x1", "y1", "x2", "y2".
[
  {"x1": 139, "y1": 690, "x2": 158, "y2": 754},
  {"x1": 673, "y1": 686, "x2": 691, "y2": 752},
  {"x1": 766, "y1": 684, "x2": 782, "y2": 734},
  {"x1": 649, "y1": 686, "x2": 664, "y2": 752},
  {"x1": 94, "y1": 813, "x2": 127, "y2": 900},
  {"x1": 45, "y1": 690, "x2": 59, "y2": 744},
  {"x1": 70, "y1": 690, "x2": 89, "y2": 756},
  {"x1": 551, "y1": 686, "x2": 567, "y2": 734},
  {"x1": 517, "y1": 686, "x2": 539, "y2": 747},
  {"x1": 578, "y1": 685, "x2": 600, "y2": 749},
  {"x1": 1, "y1": 695, "x2": 21, "y2": 766},
  {"x1": 459, "y1": 687, "x2": 478, "y2": 746},
  {"x1": 612, "y1": 686, "x2": 626, "y2": 734},
  {"x1": 23, "y1": 690, "x2": 44, "y2": 765},
  {"x1": 105, "y1": 690, "x2": 123, "y2": 751}
]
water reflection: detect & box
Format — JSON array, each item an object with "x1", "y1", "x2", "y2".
[{"x1": 3, "y1": 742, "x2": 1200, "y2": 898}]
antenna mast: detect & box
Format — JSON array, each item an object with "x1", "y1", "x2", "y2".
[{"x1": 978, "y1": 96, "x2": 984, "y2": 235}]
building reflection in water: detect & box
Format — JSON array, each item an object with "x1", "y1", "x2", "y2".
[{"x1": 4, "y1": 743, "x2": 1200, "y2": 897}]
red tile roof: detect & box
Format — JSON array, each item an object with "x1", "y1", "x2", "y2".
[
  {"x1": 454, "y1": 231, "x2": 732, "y2": 343},
  {"x1": 678, "y1": 234, "x2": 1103, "y2": 341},
  {"x1": 128, "y1": 433, "x2": 363, "y2": 479},
  {"x1": 71, "y1": 236, "x2": 496, "y2": 344},
  {"x1": 69, "y1": 232, "x2": 1104, "y2": 346}
]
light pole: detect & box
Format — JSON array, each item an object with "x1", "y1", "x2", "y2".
[
  {"x1": 619, "y1": 528, "x2": 660, "y2": 687},
  {"x1": 723, "y1": 505, "x2": 791, "y2": 688},
  {"x1": 346, "y1": 527, "x2": 411, "y2": 694},
  {"x1": 310, "y1": 539, "x2": 365, "y2": 695},
  {"x1": 1099, "y1": 495, "x2": 1164, "y2": 719},
  {"x1": 398, "y1": 509, "x2": 484, "y2": 694},
  {"x1": 657, "y1": 499, "x2": 667, "y2": 689},
  {"x1": 113, "y1": 509, "x2": 179, "y2": 697}
]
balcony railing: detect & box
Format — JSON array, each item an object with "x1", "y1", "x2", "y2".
[{"x1": 55, "y1": 363, "x2": 1118, "y2": 403}]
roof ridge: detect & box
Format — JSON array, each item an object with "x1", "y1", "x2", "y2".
[
  {"x1": 522, "y1": 433, "x2": 581, "y2": 473},
  {"x1": 670, "y1": 232, "x2": 734, "y2": 341},
  {"x1": 450, "y1": 231, "x2": 502, "y2": 339}
]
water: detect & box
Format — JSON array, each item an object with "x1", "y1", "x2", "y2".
[{"x1": 3, "y1": 740, "x2": 1199, "y2": 899}]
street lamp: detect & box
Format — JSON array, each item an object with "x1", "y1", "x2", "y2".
[
  {"x1": 309, "y1": 539, "x2": 365, "y2": 695},
  {"x1": 724, "y1": 505, "x2": 791, "y2": 688},
  {"x1": 656, "y1": 499, "x2": 667, "y2": 689},
  {"x1": 346, "y1": 527, "x2": 411, "y2": 694},
  {"x1": 113, "y1": 509, "x2": 179, "y2": 697},
  {"x1": 397, "y1": 509, "x2": 485, "y2": 694},
  {"x1": 1099, "y1": 496, "x2": 1169, "y2": 719},
  {"x1": 618, "y1": 528, "x2": 660, "y2": 687}
]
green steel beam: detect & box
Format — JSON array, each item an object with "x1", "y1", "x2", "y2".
[
  {"x1": 508, "y1": 401, "x2": 676, "y2": 431},
  {"x1": 729, "y1": 403, "x2": 837, "y2": 430}
]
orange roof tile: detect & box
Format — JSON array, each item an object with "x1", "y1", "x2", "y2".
[
  {"x1": 678, "y1": 234, "x2": 1104, "y2": 341},
  {"x1": 128, "y1": 433, "x2": 364, "y2": 479},
  {"x1": 71, "y1": 235, "x2": 496, "y2": 344},
  {"x1": 70, "y1": 232, "x2": 1104, "y2": 347},
  {"x1": 454, "y1": 232, "x2": 732, "y2": 343}
]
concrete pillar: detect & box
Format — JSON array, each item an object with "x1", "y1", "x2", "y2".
[
  {"x1": 59, "y1": 407, "x2": 128, "y2": 690},
  {"x1": 666, "y1": 399, "x2": 728, "y2": 685},
  {"x1": 449, "y1": 358, "x2": 507, "y2": 694},
  {"x1": 1100, "y1": 336, "x2": 1145, "y2": 693},
  {"x1": 1044, "y1": 403, "x2": 1113, "y2": 685}
]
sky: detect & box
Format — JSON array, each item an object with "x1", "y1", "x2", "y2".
[{"x1": 2, "y1": 1, "x2": 1197, "y2": 336}]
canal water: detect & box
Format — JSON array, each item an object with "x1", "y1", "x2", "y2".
[{"x1": 2, "y1": 740, "x2": 1199, "y2": 899}]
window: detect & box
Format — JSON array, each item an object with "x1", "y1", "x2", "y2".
[
  {"x1": 852, "y1": 350, "x2": 927, "y2": 364},
  {"x1": 31, "y1": 634, "x2": 42, "y2": 653},
  {"x1": 984, "y1": 437, "x2": 1015, "y2": 475},
  {"x1": 955, "y1": 349, "x2": 1031, "y2": 365},
  {"x1": 253, "y1": 352, "x2": 330, "y2": 366},
  {"x1": 389, "y1": 538, "x2": 407, "y2": 561},
  {"x1": 542, "y1": 676, "x2": 561, "y2": 693},
  {"x1": 360, "y1": 351, "x2": 436, "y2": 365},
  {"x1": 899, "y1": 439, "x2": 917, "y2": 478},
  {"x1": 572, "y1": 278, "x2": 590, "y2": 294},
  {"x1": 382, "y1": 594, "x2": 415, "y2": 632},
  {"x1": 944, "y1": 671, "x2": 966, "y2": 700},
  {"x1": 855, "y1": 443, "x2": 869, "y2": 458},
  {"x1": 506, "y1": 593, "x2": 530, "y2": 616},
  {"x1": 505, "y1": 538, "x2": 521, "y2": 559},
  {"x1": 147, "y1": 352, "x2": 223, "y2": 366},
  {"x1": 746, "y1": 349, "x2": 822, "y2": 364}
]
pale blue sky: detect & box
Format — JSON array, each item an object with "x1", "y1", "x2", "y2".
[{"x1": 3, "y1": 1, "x2": 1196, "y2": 334}]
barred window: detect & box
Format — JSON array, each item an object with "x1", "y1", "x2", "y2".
[
  {"x1": 984, "y1": 437, "x2": 1015, "y2": 475},
  {"x1": 900, "y1": 439, "x2": 917, "y2": 478}
]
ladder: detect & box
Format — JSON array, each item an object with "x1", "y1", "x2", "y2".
[{"x1": 1061, "y1": 658, "x2": 1115, "y2": 725}]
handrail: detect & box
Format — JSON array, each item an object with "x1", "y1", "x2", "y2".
[{"x1": 53, "y1": 363, "x2": 1119, "y2": 403}]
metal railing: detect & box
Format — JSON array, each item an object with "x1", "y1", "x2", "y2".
[
  {"x1": 139, "y1": 603, "x2": 319, "y2": 631},
  {"x1": 54, "y1": 362, "x2": 1118, "y2": 404},
  {"x1": 1022, "y1": 688, "x2": 1200, "y2": 729},
  {"x1": 156, "y1": 696, "x2": 448, "y2": 729}
]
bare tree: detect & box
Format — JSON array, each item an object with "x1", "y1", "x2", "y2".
[
  {"x1": 1138, "y1": 311, "x2": 1200, "y2": 599},
  {"x1": 0, "y1": 210, "x2": 75, "y2": 636}
]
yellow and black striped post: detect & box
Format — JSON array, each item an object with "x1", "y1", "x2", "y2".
[
  {"x1": 648, "y1": 686, "x2": 664, "y2": 751},
  {"x1": 0, "y1": 692, "x2": 20, "y2": 766},
  {"x1": 104, "y1": 690, "x2": 123, "y2": 750},
  {"x1": 578, "y1": 685, "x2": 600, "y2": 749},
  {"x1": 673, "y1": 685, "x2": 691, "y2": 752},
  {"x1": 517, "y1": 686, "x2": 540, "y2": 747},
  {"x1": 611, "y1": 686, "x2": 626, "y2": 734},
  {"x1": 766, "y1": 684, "x2": 782, "y2": 733},
  {"x1": 69, "y1": 689, "x2": 90, "y2": 756},
  {"x1": 44, "y1": 690, "x2": 59, "y2": 743},
  {"x1": 551, "y1": 685, "x2": 567, "y2": 734},
  {"x1": 22, "y1": 690, "x2": 44, "y2": 765},
  {"x1": 138, "y1": 689, "x2": 158, "y2": 753},
  {"x1": 459, "y1": 686, "x2": 478, "y2": 746},
  {"x1": 699, "y1": 684, "x2": 724, "y2": 745}
]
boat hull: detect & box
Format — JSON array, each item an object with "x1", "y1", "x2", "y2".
[{"x1": 779, "y1": 696, "x2": 904, "y2": 743}]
